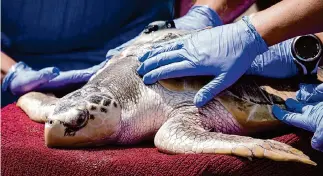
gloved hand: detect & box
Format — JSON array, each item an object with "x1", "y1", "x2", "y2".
[
  {"x1": 137, "y1": 16, "x2": 268, "y2": 107},
  {"x1": 2, "y1": 62, "x2": 59, "y2": 95},
  {"x1": 173, "y1": 5, "x2": 223, "y2": 30},
  {"x1": 37, "y1": 60, "x2": 108, "y2": 90},
  {"x1": 273, "y1": 99, "x2": 323, "y2": 152},
  {"x1": 246, "y1": 38, "x2": 299, "y2": 78},
  {"x1": 106, "y1": 5, "x2": 223, "y2": 60},
  {"x1": 2, "y1": 61, "x2": 107, "y2": 95},
  {"x1": 296, "y1": 83, "x2": 323, "y2": 103}
]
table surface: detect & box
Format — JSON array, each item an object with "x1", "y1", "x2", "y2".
[{"x1": 2, "y1": 104, "x2": 323, "y2": 176}]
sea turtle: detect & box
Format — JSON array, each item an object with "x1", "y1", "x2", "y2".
[{"x1": 17, "y1": 28, "x2": 323, "y2": 165}]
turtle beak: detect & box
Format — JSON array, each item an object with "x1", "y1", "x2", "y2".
[
  {"x1": 45, "y1": 119, "x2": 84, "y2": 147},
  {"x1": 44, "y1": 119, "x2": 67, "y2": 147},
  {"x1": 45, "y1": 118, "x2": 95, "y2": 148},
  {"x1": 44, "y1": 107, "x2": 92, "y2": 147}
]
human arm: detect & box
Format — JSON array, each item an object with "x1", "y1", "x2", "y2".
[
  {"x1": 1, "y1": 53, "x2": 108, "y2": 95},
  {"x1": 2, "y1": 47, "x2": 60, "y2": 95},
  {"x1": 172, "y1": 0, "x2": 257, "y2": 30},
  {"x1": 138, "y1": 0, "x2": 323, "y2": 107},
  {"x1": 2, "y1": 61, "x2": 59, "y2": 95},
  {"x1": 251, "y1": 0, "x2": 323, "y2": 46},
  {"x1": 107, "y1": 0, "x2": 255, "y2": 59}
]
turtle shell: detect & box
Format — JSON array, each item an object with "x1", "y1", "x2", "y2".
[
  {"x1": 130, "y1": 28, "x2": 322, "y2": 131},
  {"x1": 159, "y1": 67, "x2": 323, "y2": 130}
]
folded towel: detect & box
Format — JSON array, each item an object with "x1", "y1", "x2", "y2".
[{"x1": 1, "y1": 104, "x2": 323, "y2": 176}]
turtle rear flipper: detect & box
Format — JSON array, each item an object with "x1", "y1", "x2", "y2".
[
  {"x1": 154, "y1": 110, "x2": 316, "y2": 165},
  {"x1": 17, "y1": 92, "x2": 57, "y2": 123}
]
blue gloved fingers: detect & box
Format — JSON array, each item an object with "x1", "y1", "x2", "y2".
[
  {"x1": 38, "y1": 70, "x2": 91, "y2": 89},
  {"x1": 138, "y1": 50, "x2": 185, "y2": 75},
  {"x1": 296, "y1": 83, "x2": 323, "y2": 103},
  {"x1": 272, "y1": 105, "x2": 312, "y2": 132},
  {"x1": 285, "y1": 98, "x2": 310, "y2": 113},
  {"x1": 11, "y1": 67, "x2": 59, "y2": 95},
  {"x1": 60, "y1": 70, "x2": 92, "y2": 83},
  {"x1": 37, "y1": 67, "x2": 60, "y2": 80},
  {"x1": 312, "y1": 128, "x2": 323, "y2": 152},
  {"x1": 138, "y1": 42, "x2": 183, "y2": 62},
  {"x1": 139, "y1": 17, "x2": 268, "y2": 107},
  {"x1": 296, "y1": 84, "x2": 315, "y2": 101},
  {"x1": 274, "y1": 99, "x2": 323, "y2": 152},
  {"x1": 174, "y1": 5, "x2": 223, "y2": 31},
  {"x1": 245, "y1": 38, "x2": 297, "y2": 78},
  {"x1": 194, "y1": 73, "x2": 228, "y2": 107},
  {"x1": 15, "y1": 62, "x2": 33, "y2": 71},
  {"x1": 38, "y1": 60, "x2": 108, "y2": 90},
  {"x1": 142, "y1": 61, "x2": 196, "y2": 84}
]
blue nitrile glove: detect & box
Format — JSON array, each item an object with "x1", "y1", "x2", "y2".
[
  {"x1": 173, "y1": 5, "x2": 223, "y2": 30},
  {"x1": 106, "y1": 5, "x2": 223, "y2": 60},
  {"x1": 37, "y1": 60, "x2": 108, "y2": 90},
  {"x1": 296, "y1": 83, "x2": 323, "y2": 103},
  {"x1": 246, "y1": 38, "x2": 299, "y2": 78},
  {"x1": 273, "y1": 99, "x2": 323, "y2": 152},
  {"x1": 2, "y1": 62, "x2": 59, "y2": 95},
  {"x1": 137, "y1": 16, "x2": 268, "y2": 107},
  {"x1": 2, "y1": 60, "x2": 108, "y2": 95}
]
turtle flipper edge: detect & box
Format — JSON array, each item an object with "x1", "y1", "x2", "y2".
[
  {"x1": 17, "y1": 92, "x2": 57, "y2": 123},
  {"x1": 154, "y1": 111, "x2": 316, "y2": 165}
]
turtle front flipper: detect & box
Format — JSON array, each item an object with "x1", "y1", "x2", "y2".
[
  {"x1": 17, "y1": 92, "x2": 58, "y2": 123},
  {"x1": 154, "y1": 110, "x2": 316, "y2": 165}
]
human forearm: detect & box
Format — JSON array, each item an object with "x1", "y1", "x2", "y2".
[
  {"x1": 1, "y1": 52, "x2": 16, "y2": 82},
  {"x1": 250, "y1": 0, "x2": 323, "y2": 46},
  {"x1": 194, "y1": 0, "x2": 256, "y2": 23}
]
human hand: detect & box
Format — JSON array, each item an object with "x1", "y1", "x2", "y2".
[
  {"x1": 37, "y1": 60, "x2": 108, "y2": 90},
  {"x1": 246, "y1": 38, "x2": 299, "y2": 78},
  {"x1": 137, "y1": 16, "x2": 268, "y2": 107},
  {"x1": 173, "y1": 5, "x2": 223, "y2": 30},
  {"x1": 2, "y1": 60, "x2": 108, "y2": 95},
  {"x1": 2, "y1": 62, "x2": 59, "y2": 95},
  {"x1": 106, "y1": 5, "x2": 222, "y2": 60},
  {"x1": 273, "y1": 99, "x2": 323, "y2": 152},
  {"x1": 296, "y1": 83, "x2": 323, "y2": 103}
]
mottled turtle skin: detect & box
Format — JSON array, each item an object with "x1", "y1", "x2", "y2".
[{"x1": 17, "y1": 29, "x2": 322, "y2": 165}]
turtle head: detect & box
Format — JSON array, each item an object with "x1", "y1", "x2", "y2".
[{"x1": 44, "y1": 93, "x2": 122, "y2": 148}]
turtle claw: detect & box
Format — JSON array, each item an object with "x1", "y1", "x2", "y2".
[{"x1": 232, "y1": 139, "x2": 316, "y2": 166}]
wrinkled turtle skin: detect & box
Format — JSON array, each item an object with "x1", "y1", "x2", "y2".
[{"x1": 17, "y1": 29, "x2": 323, "y2": 165}]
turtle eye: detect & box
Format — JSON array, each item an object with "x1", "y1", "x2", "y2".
[
  {"x1": 69, "y1": 109, "x2": 89, "y2": 129},
  {"x1": 77, "y1": 110, "x2": 89, "y2": 127}
]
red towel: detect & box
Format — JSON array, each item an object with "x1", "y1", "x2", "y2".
[{"x1": 1, "y1": 104, "x2": 323, "y2": 176}]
